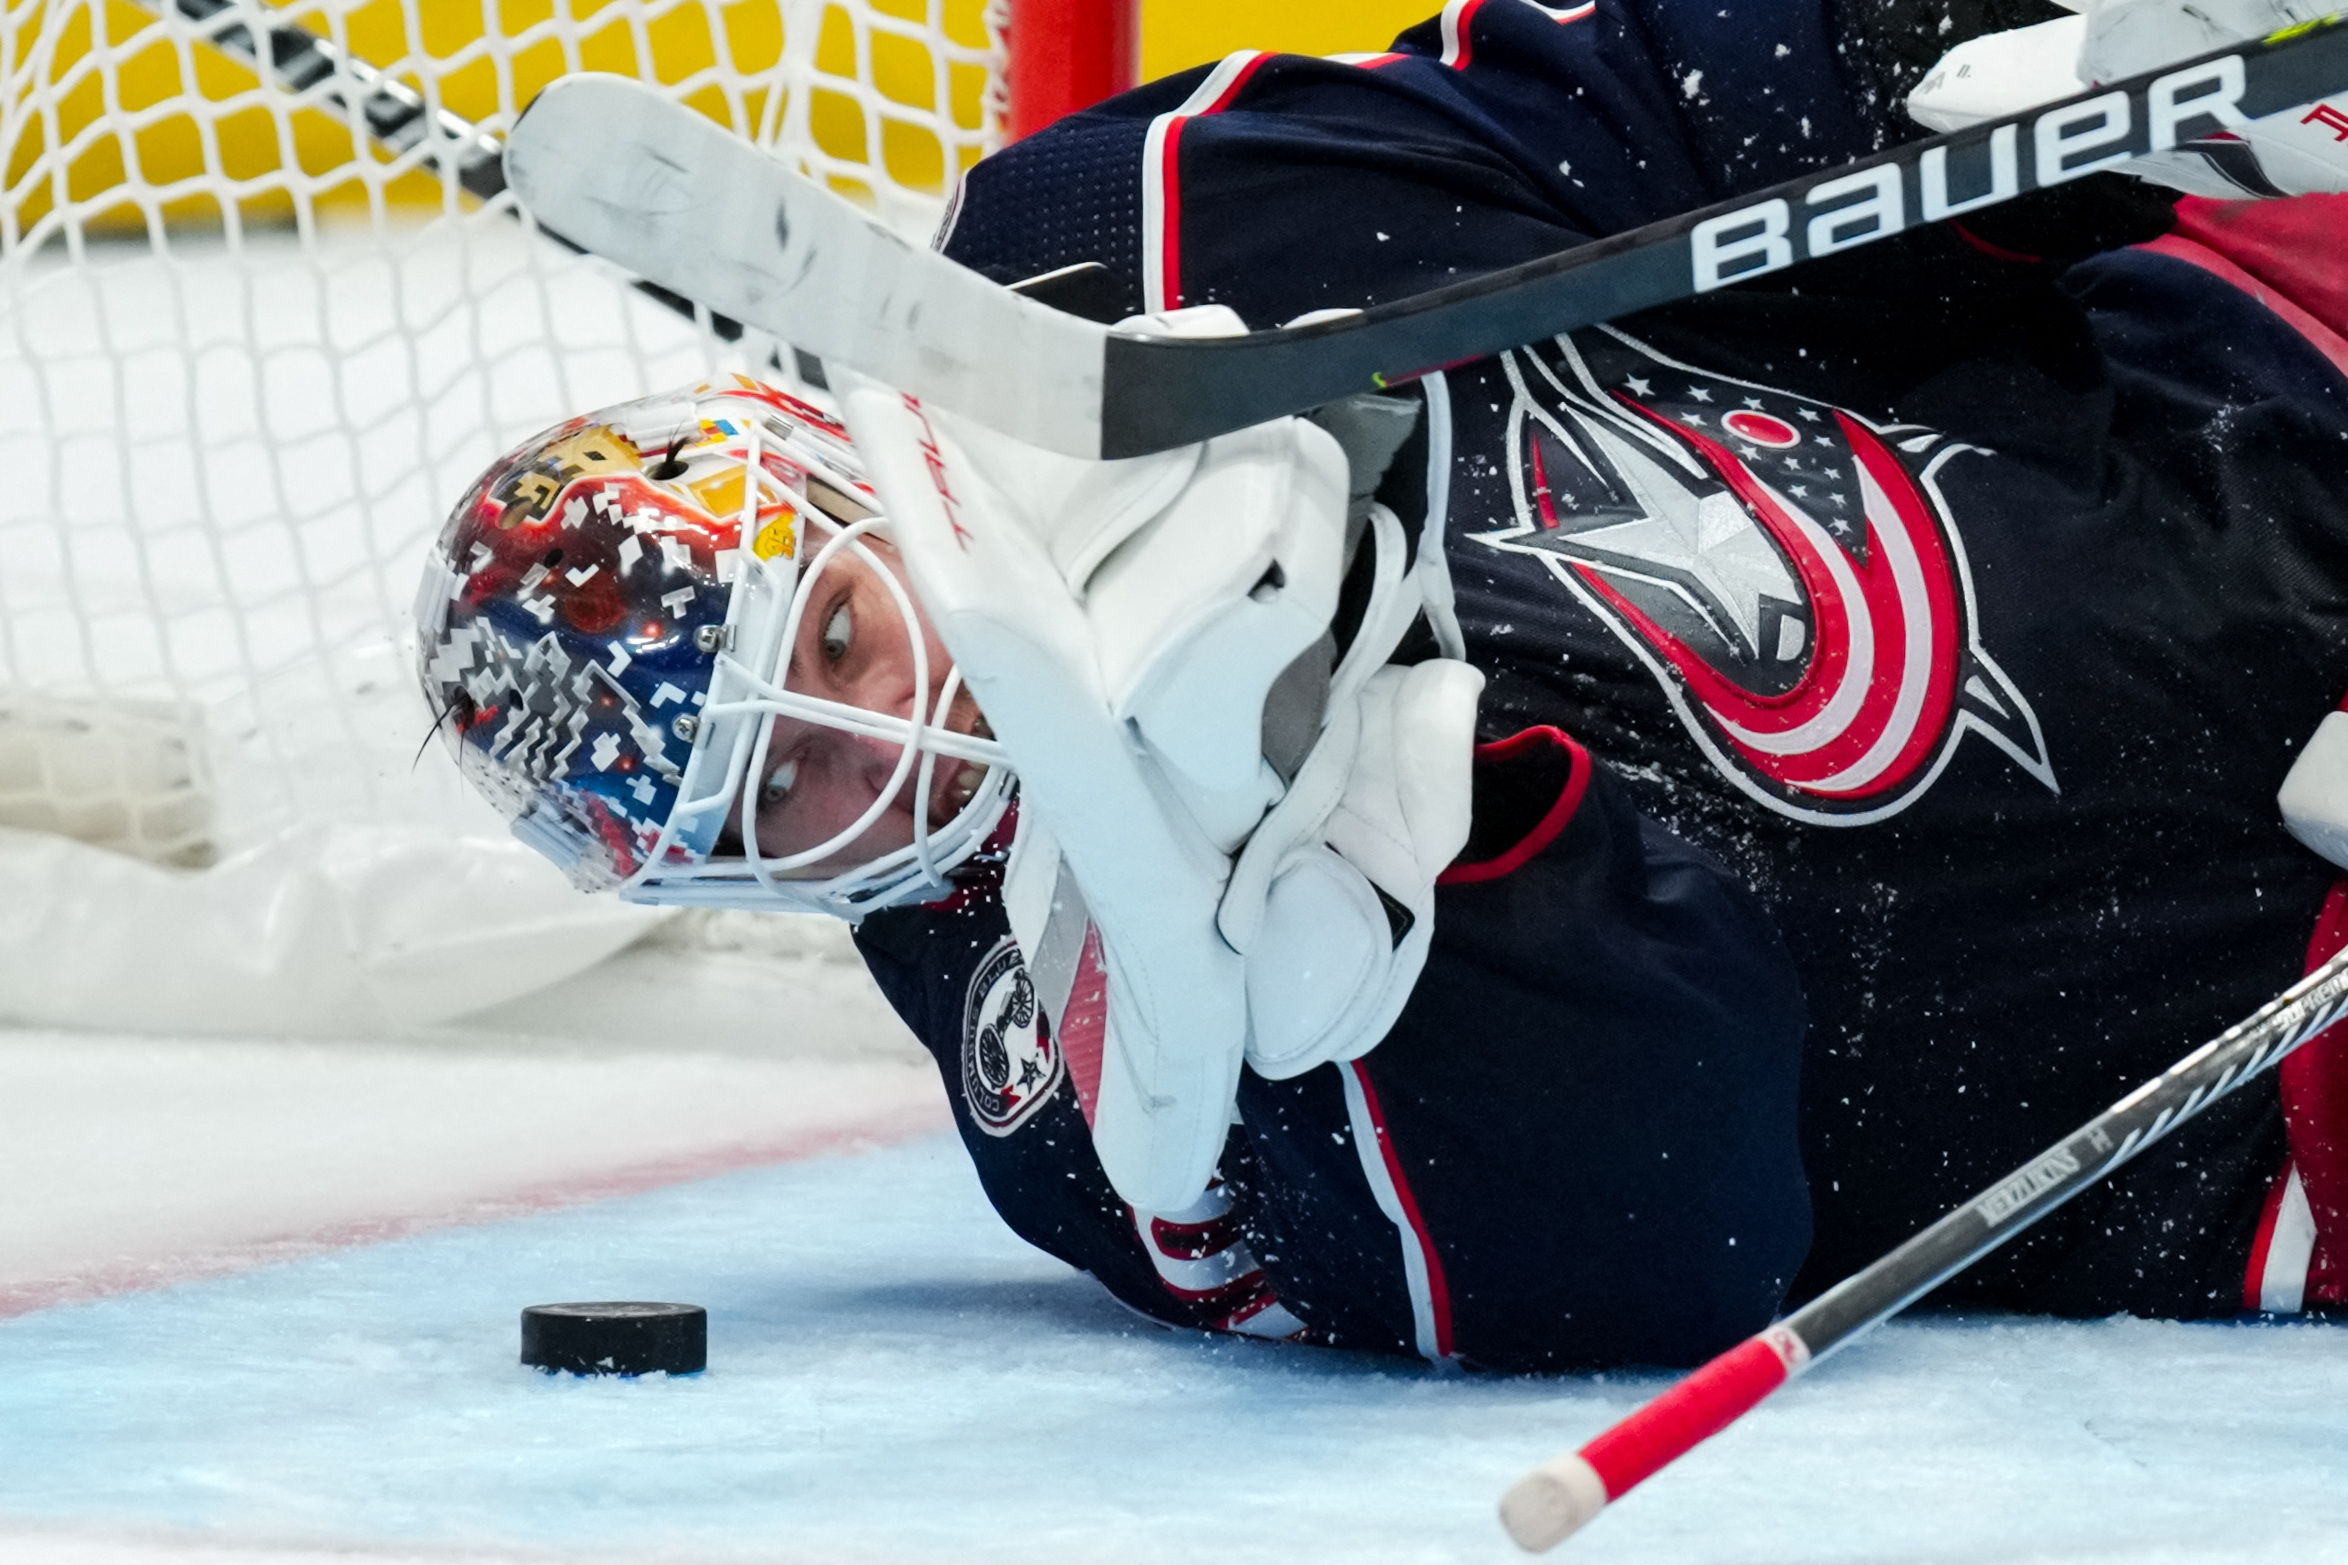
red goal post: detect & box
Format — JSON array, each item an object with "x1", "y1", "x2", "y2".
[{"x1": 1009, "y1": 0, "x2": 1139, "y2": 140}]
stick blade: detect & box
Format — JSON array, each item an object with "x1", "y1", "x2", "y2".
[{"x1": 504, "y1": 74, "x2": 1111, "y2": 457}]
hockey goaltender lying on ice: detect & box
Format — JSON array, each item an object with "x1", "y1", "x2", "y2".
[{"x1": 419, "y1": 0, "x2": 2348, "y2": 1375}]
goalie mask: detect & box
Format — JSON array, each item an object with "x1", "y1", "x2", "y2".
[{"x1": 414, "y1": 376, "x2": 1011, "y2": 917}]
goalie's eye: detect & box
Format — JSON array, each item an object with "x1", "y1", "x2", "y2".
[
  {"x1": 761, "y1": 758, "x2": 799, "y2": 802},
  {"x1": 821, "y1": 602, "x2": 853, "y2": 664}
]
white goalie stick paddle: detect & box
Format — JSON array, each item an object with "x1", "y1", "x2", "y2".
[
  {"x1": 1497, "y1": 942, "x2": 2348, "y2": 1553},
  {"x1": 502, "y1": 15, "x2": 2348, "y2": 459},
  {"x1": 506, "y1": 70, "x2": 1112, "y2": 455}
]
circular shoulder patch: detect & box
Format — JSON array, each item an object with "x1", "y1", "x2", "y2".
[{"x1": 961, "y1": 935, "x2": 1061, "y2": 1136}]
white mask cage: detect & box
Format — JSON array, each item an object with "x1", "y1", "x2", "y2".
[{"x1": 616, "y1": 406, "x2": 1013, "y2": 919}]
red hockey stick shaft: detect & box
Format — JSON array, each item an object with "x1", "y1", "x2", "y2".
[{"x1": 1499, "y1": 942, "x2": 2348, "y2": 1551}]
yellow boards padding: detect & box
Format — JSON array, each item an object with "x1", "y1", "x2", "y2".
[
  {"x1": 3, "y1": 0, "x2": 1433, "y2": 238},
  {"x1": 4, "y1": 0, "x2": 995, "y2": 239},
  {"x1": 1141, "y1": 0, "x2": 1434, "y2": 80}
]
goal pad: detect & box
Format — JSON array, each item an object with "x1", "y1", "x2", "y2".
[{"x1": 0, "y1": 0, "x2": 1134, "y2": 1035}]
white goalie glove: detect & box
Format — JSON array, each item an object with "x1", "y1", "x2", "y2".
[
  {"x1": 2282, "y1": 703, "x2": 2348, "y2": 868},
  {"x1": 1908, "y1": 0, "x2": 2348, "y2": 198},
  {"x1": 836, "y1": 308, "x2": 1480, "y2": 1214}
]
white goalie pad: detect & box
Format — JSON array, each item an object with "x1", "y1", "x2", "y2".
[
  {"x1": 1906, "y1": 16, "x2": 2093, "y2": 133},
  {"x1": 1241, "y1": 659, "x2": 1484, "y2": 1079},
  {"x1": 2075, "y1": 0, "x2": 2338, "y2": 88},
  {"x1": 835, "y1": 366, "x2": 1351, "y2": 1211}
]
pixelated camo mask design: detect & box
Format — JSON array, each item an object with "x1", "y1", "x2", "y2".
[{"x1": 414, "y1": 377, "x2": 1012, "y2": 915}]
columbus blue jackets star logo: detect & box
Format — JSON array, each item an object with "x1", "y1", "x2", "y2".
[{"x1": 1479, "y1": 326, "x2": 2057, "y2": 826}]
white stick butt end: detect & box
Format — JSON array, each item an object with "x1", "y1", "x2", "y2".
[{"x1": 1499, "y1": 1451, "x2": 1608, "y2": 1552}]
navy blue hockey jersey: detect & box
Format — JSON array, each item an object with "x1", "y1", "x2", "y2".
[{"x1": 853, "y1": 0, "x2": 2348, "y2": 1369}]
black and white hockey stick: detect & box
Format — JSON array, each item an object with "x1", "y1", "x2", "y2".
[
  {"x1": 1498, "y1": 942, "x2": 2348, "y2": 1552},
  {"x1": 503, "y1": 15, "x2": 2348, "y2": 459},
  {"x1": 127, "y1": 0, "x2": 772, "y2": 348},
  {"x1": 129, "y1": 0, "x2": 508, "y2": 199}
]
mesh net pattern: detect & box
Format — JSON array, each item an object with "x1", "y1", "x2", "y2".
[{"x1": 0, "y1": 0, "x2": 1005, "y2": 866}]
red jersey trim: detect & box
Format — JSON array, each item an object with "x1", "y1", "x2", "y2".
[
  {"x1": 2280, "y1": 875, "x2": 2348, "y2": 1308},
  {"x1": 2141, "y1": 196, "x2": 2348, "y2": 381},
  {"x1": 2144, "y1": 232, "x2": 2348, "y2": 382},
  {"x1": 1340, "y1": 1058, "x2": 1457, "y2": 1362},
  {"x1": 1059, "y1": 924, "x2": 1109, "y2": 1128},
  {"x1": 1141, "y1": 50, "x2": 1271, "y2": 313},
  {"x1": 2244, "y1": 871, "x2": 2348, "y2": 1312},
  {"x1": 1948, "y1": 221, "x2": 2043, "y2": 266},
  {"x1": 1439, "y1": 0, "x2": 1488, "y2": 69},
  {"x1": 1437, "y1": 725, "x2": 1593, "y2": 885},
  {"x1": 1442, "y1": 0, "x2": 1593, "y2": 72}
]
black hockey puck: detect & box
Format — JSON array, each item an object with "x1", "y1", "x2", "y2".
[{"x1": 521, "y1": 1302, "x2": 706, "y2": 1376}]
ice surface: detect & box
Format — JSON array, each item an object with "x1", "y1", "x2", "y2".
[
  {"x1": 0, "y1": 1026, "x2": 941, "y2": 1314},
  {"x1": 1, "y1": 1132, "x2": 2344, "y2": 1565},
  {"x1": 2, "y1": 96, "x2": 2344, "y2": 1565}
]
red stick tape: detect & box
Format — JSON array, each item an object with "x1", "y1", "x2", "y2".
[{"x1": 1582, "y1": 1328, "x2": 1804, "y2": 1499}]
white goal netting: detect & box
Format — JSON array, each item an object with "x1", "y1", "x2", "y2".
[{"x1": 0, "y1": 0, "x2": 1008, "y2": 1035}]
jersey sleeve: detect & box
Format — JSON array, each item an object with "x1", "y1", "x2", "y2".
[
  {"x1": 1228, "y1": 724, "x2": 1813, "y2": 1371},
  {"x1": 940, "y1": 0, "x2": 2153, "y2": 334},
  {"x1": 853, "y1": 731, "x2": 1810, "y2": 1371},
  {"x1": 942, "y1": 0, "x2": 1887, "y2": 327},
  {"x1": 849, "y1": 885, "x2": 1304, "y2": 1340}
]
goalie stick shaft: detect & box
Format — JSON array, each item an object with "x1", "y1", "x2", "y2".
[
  {"x1": 507, "y1": 15, "x2": 2348, "y2": 459},
  {"x1": 1497, "y1": 941, "x2": 2348, "y2": 1553}
]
